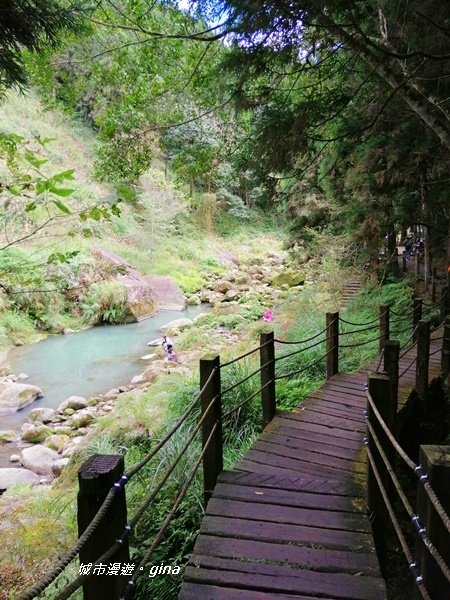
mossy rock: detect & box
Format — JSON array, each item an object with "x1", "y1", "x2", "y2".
[
  {"x1": 271, "y1": 271, "x2": 305, "y2": 288},
  {"x1": 21, "y1": 424, "x2": 52, "y2": 443}
]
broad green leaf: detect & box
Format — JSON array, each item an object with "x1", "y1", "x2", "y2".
[
  {"x1": 25, "y1": 202, "x2": 37, "y2": 212},
  {"x1": 24, "y1": 150, "x2": 48, "y2": 169},
  {"x1": 49, "y1": 186, "x2": 74, "y2": 197},
  {"x1": 36, "y1": 180, "x2": 49, "y2": 195},
  {"x1": 52, "y1": 169, "x2": 75, "y2": 183},
  {"x1": 51, "y1": 199, "x2": 71, "y2": 214},
  {"x1": 89, "y1": 207, "x2": 102, "y2": 221}
]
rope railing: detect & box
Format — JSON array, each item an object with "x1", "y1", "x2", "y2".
[
  {"x1": 16, "y1": 371, "x2": 215, "y2": 600},
  {"x1": 221, "y1": 359, "x2": 272, "y2": 396},
  {"x1": 339, "y1": 314, "x2": 381, "y2": 326},
  {"x1": 398, "y1": 356, "x2": 417, "y2": 378},
  {"x1": 339, "y1": 334, "x2": 381, "y2": 349},
  {"x1": 338, "y1": 322, "x2": 380, "y2": 336},
  {"x1": 365, "y1": 445, "x2": 432, "y2": 600},
  {"x1": 366, "y1": 391, "x2": 450, "y2": 536},
  {"x1": 220, "y1": 340, "x2": 272, "y2": 368},
  {"x1": 274, "y1": 335, "x2": 325, "y2": 362},
  {"x1": 18, "y1": 283, "x2": 449, "y2": 600},
  {"x1": 366, "y1": 421, "x2": 450, "y2": 586},
  {"x1": 400, "y1": 325, "x2": 419, "y2": 353},
  {"x1": 223, "y1": 379, "x2": 274, "y2": 419},
  {"x1": 120, "y1": 423, "x2": 218, "y2": 600},
  {"x1": 274, "y1": 323, "x2": 330, "y2": 345},
  {"x1": 275, "y1": 348, "x2": 332, "y2": 381},
  {"x1": 390, "y1": 305, "x2": 415, "y2": 318},
  {"x1": 56, "y1": 422, "x2": 219, "y2": 600}
]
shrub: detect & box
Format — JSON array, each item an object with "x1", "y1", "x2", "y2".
[{"x1": 81, "y1": 281, "x2": 127, "y2": 324}]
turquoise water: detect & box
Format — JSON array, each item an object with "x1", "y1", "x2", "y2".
[{"x1": 1, "y1": 305, "x2": 208, "y2": 429}]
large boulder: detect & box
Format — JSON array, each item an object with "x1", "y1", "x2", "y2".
[
  {"x1": 52, "y1": 458, "x2": 70, "y2": 477},
  {"x1": 0, "y1": 468, "x2": 40, "y2": 490},
  {"x1": 58, "y1": 396, "x2": 88, "y2": 412},
  {"x1": 44, "y1": 434, "x2": 71, "y2": 451},
  {"x1": 21, "y1": 424, "x2": 52, "y2": 443},
  {"x1": 120, "y1": 278, "x2": 158, "y2": 322},
  {"x1": 271, "y1": 270, "x2": 305, "y2": 288},
  {"x1": 0, "y1": 382, "x2": 43, "y2": 415},
  {"x1": 160, "y1": 318, "x2": 192, "y2": 334},
  {"x1": 92, "y1": 247, "x2": 158, "y2": 322},
  {"x1": 28, "y1": 407, "x2": 56, "y2": 424},
  {"x1": 215, "y1": 280, "x2": 234, "y2": 294},
  {"x1": 143, "y1": 275, "x2": 186, "y2": 310},
  {"x1": 20, "y1": 445, "x2": 59, "y2": 476},
  {"x1": 70, "y1": 411, "x2": 94, "y2": 429}
]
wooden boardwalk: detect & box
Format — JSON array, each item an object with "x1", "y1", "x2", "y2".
[{"x1": 179, "y1": 336, "x2": 443, "y2": 600}]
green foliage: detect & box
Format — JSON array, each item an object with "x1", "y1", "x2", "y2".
[
  {"x1": 0, "y1": 0, "x2": 83, "y2": 90},
  {"x1": 81, "y1": 281, "x2": 127, "y2": 325}
]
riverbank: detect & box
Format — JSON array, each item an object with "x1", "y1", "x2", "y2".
[{"x1": 0, "y1": 237, "x2": 308, "y2": 475}]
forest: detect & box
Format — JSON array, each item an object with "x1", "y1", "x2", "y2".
[{"x1": 0, "y1": 1, "x2": 449, "y2": 599}]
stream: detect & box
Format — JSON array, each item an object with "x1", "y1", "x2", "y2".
[{"x1": 0, "y1": 304, "x2": 208, "y2": 431}]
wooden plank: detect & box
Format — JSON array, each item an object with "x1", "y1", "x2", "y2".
[
  {"x1": 305, "y1": 390, "x2": 367, "y2": 408},
  {"x1": 200, "y1": 515, "x2": 374, "y2": 551},
  {"x1": 259, "y1": 431, "x2": 364, "y2": 463},
  {"x1": 267, "y1": 422, "x2": 363, "y2": 451},
  {"x1": 206, "y1": 497, "x2": 371, "y2": 533},
  {"x1": 184, "y1": 555, "x2": 385, "y2": 598},
  {"x1": 295, "y1": 399, "x2": 366, "y2": 421},
  {"x1": 241, "y1": 449, "x2": 355, "y2": 479},
  {"x1": 217, "y1": 470, "x2": 362, "y2": 497},
  {"x1": 325, "y1": 383, "x2": 367, "y2": 399},
  {"x1": 193, "y1": 535, "x2": 375, "y2": 568},
  {"x1": 179, "y1": 582, "x2": 324, "y2": 600},
  {"x1": 235, "y1": 457, "x2": 320, "y2": 479},
  {"x1": 290, "y1": 408, "x2": 366, "y2": 432},
  {"x1": 213, "y1": 481, "x2": 361, "y2": 513},
  {"x1": 252, "y1": 440, "x2": 360, "y2": 473},
  {"x1": 275, "y1": 415, "x2": 364, "y2": 440}
]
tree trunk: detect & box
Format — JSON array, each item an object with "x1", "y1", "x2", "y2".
[
  {"x1": 319, "y1": 14, "x2": 450, "y2": 149},
  {"x1": 420, "y1": 171, "x2": 431, "y2": 289}
]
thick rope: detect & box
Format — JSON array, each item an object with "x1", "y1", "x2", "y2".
[
  {"x1": 223, "y1": 379, "x2": 274, "y2": 419},
  {"x1": 365, "y1": 446, "x2": 431, "y2": 600},
  {"x1": 221, "y1": 359, "x2": 272, "y2": 396},
  {"x1": 274, "y1": 324, "x2": 330, "y2": 345},
  {"x1": 366, "y1": 392, "x2": 450, "y2": 535},
  {"x1": 275, "y1": 348, "x2": 331, "y2": 380},
  {"x1": 366, "y1": 422, "x2": 450, "y2": 585}
]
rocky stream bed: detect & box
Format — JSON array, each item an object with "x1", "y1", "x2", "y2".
[{"x1": 0, "y1": 246, "x2": 309, "y2": 492}]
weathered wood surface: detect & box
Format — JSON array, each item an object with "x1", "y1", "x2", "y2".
[{"x1": 179, "y1": 331, "x2": 443, "y2": 599}]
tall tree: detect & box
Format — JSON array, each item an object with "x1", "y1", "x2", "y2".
[{"x1": 0, "y1": 0, "x2": 84, "y2": 90}]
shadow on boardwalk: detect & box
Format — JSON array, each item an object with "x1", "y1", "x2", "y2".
[{"x1": 179, "y1": 336, "x2": 443, "y2": 600}]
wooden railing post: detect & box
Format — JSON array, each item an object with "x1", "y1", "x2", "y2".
[
  {"x1": 416, "y1": 445, "x2": 450, "y2": 600},
  {"x1": 441, "y1": 316, "x2": 450, "y2": 379},
  {"x1": 78, "y1": 455, "x2": 130, "y2": 600},
  {"x1": 413, "y1": 298, "x2": 422, "y2": 341},
  {"x1": 384, "y1": 340, "x2": 400, "y2": 418},
  {"x1": 416, "y1": 320, "x2": 430, "y2": 399},
  {"x1": 260, "y1": 331, "x2": 276, "y2": 429},
  {"x1": 326, "y1": 312, "x2": 339, "y2": 379},
  {"x1": 366, "y1": 372, "x2": 394, "y2": 558},
  {"x1": 379, "y1": 305, "x2": 390, "y2": 352},
  {"x1": 200, "y1": 354, "x2": 222, "y2": 506}
]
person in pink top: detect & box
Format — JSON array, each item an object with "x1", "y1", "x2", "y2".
[{"x1": 263, "y1": 308, "x2": 273, "y2": 322}]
